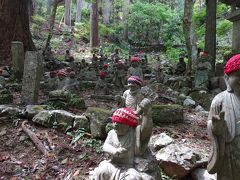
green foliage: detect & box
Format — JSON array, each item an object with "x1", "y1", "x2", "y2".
[
  {"x1": 165, "y1": 47, "x2": 185, "y2": 62},
  {"x1": 56, "y1": 5, "x2": 65, "y2": 21},
  {"x1": 83, "y1": 138, "x2": 103, "y2": 154},
  {"x1": 99, "y1": 24, "x2": 116, "y2": 37},
  {"x1": 32, "y1": 15, "x2": 47, "y2": 26},
  {"x1": 128, "y1": 2, "x2": 176, "y2": 45},
  {"x1": 217, "y1": 19, "x2": 232, "y2": 36},
  {"x1": 74, "y1": 22, "x2": 90, "y2": 41}
]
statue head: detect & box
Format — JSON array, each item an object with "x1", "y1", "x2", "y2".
[
  {"x1": 99, "y1": 71, "x2": 106, "y2": 79},
  {"x1": 57, "y1": 71, "x2": 66, "y2": 80},
  {"x1": 128, "y1": 76, "x2": 143, "y2": 92},
  {"x1": 224, "y1": 54, "x2": 240, "y2": 94},
  {"x1": 112, "y1": 108, "x2": 138, "y2": 135},
  {"x1": 130, "y1": 56, "x2": 140, "y2": 67}
]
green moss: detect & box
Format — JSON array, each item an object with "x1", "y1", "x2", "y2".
[{"x1": 152, "y1": 104, "x2": 183, "y2": 124}]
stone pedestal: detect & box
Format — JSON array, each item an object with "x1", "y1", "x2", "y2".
[
  {"x1": 21, "y1": 51, "x2": 43, "y2": 104},
  {"x1": 227, "y1": 9, "x2": 240, "y2": 51},
  {"x1": 11, "y1": 41, "x2": 24, "y2": 79}
]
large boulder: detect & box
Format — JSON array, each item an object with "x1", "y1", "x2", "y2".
[
  {"x1": 73, "y1": 115, "x2": 90, "y2": 132},
  {"x1": 152, "y1": 104, "x2": 184, "y2": 124},
  {"x1": 156, "y1": 143, "x2": 208, "y2": 179},
  {"x1": 24, "y1": 105, "x2": 52, "y2": 119},
  {"x1": 48, "y1": 90, "x2": 86, "y2": 109},
  {"x1": 189, "y1": 91, "x2": 214, "y2": 111},
  {"x1": 0, "y1": 105, "x2": 23, "y2": 118},
  {"x1": 86, "y1": 107, "x2": 112, "y2": 139},
  {"x1": 149, "y1": 133, "x2": 174, "y2": 152},
  {"x1": 32, "y1": 110, "x2": 75, "y2": 132}
]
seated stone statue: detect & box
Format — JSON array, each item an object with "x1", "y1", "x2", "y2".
[
  {"x1": 127, "y1": 57, "x2": 143, "y2": 79},
  {"x1": 194, "y1": 52, "x2": 211, "y2": 90},
  {"x1": 95, "y1": 71, "x2": 112, "y2": 95},
  {"x1": 207, "y1": 54, "x2": 240, "y2": 180},
  {"x1": 112, "y1": 62, "x2": 126, "y2": 92},
  {"x1": 63, "y1": 71, "x2": 79, "y2": 92},
  {"x1": 45, "y1": 71, "x2": 57, "y2": 91},
  {"x1": 56, "y1": 71, "x2": 67, "y2": 90},
  {"x1": 65, "y1": 50, "x2": 74, "y2": 62},
  {"x1": 90, "y1": 108, "x2": 142, "y2": 180},
  {"x1": 175, "y1": 56, "x2": 186, "y2": 75}
]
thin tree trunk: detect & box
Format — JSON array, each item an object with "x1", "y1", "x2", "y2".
[
  {"x1": 90, "y1": 0, "x2": 99, "y2": 48},
  {"x1": 205, "y1": 0, "x2": 216, "y2": 72},
  {"x1": 43, "y1": 0, "x2": 59, "y2": 55},
  {"x1": 183, "y1": 0, "x2": 197, "y2": 73},
  {"x1": 123, "y1": 0, "x2": 130, "y2": 41},
  {"x1": 46, "y1": 0, "x2": 53, "y2": 15},
  {"x1": 76, "y1": 0, "x2": 83, "y2": 23},
  {"x1": 0, "y1": 0, "x2": 36, "y2": 66},
  {"x1": 102, "y1": 0, "x2": 111, "y2": 24},
  {"x1": 64, "y1": 0, "x2": 71, "y2": 26}
]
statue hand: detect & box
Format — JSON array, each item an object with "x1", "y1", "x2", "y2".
[
  {"x1": 114, "y1": 147, "x2": 127, "y2": 157},
  {"x1": 212, "y1": 111, "x2": 225, "y2": 135}
]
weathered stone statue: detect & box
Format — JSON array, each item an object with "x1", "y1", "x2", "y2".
[
  {"x1": 194, "y1": 52, "x2": 212, "y2": 90},
  {"x1": 207, "y1": 54, "x2": 240, "y2": 180},
  {"x1": 127, "y1": 57, "x2": 143, "y2": 79},
  {"x1": 95, "y1": 71, "x2": 112, "y2": 95},
  {"x1": 90, "y1": 108, "x2": 142, "y2": 180},
  {"x1": 56, "y1": 71, "x2": 67, "y2": 90},
  {"x1": 175, "y1": 56, "x2": 186, "y2": 75},
  {"x1": 65, "y1": 50, "x2": 74, "y2": 62},
  {"x1": 84, "y1": 65, "x2": 97, "y2": 81},
  {"x1": 45, "y1": 71, "x2": 57, "y2": 91},
  {"x1": 122, "y1": 76, "x2": 144, "y2": 110},
  {"x1": 63, "y1": 71, "x2": 79, "y2": 92},
  {"x1": 112, "y1": 62, "x2": 126, "y2": 91}
]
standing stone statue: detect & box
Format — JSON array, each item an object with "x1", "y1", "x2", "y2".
[
  {"x1": 90, "y1": 108, "x2": 142, "y2": 180},
  {"x1": 112, "y1": 62, "x2": 126, "y2": 92},
  {"x1": 127, "y1": 57, "x2": 143, "y2": 79},
  {"x1": 194, "y1": 52, "x2": 212, "y2": 90},
  {"x1": 122, "y1": 76, "x2": 144, "y2": 110},
  {"x1": 56, "y1": 71, "x2": 67, "y2": 90},
  {"x1": 175, "y1": 56, "x2": 186, "y2": 75},
  {"x1": 207, "y1": 54, "x2": 240, "y2": 180},
  {"x1": 95, "y1": 71, "x2": 112, "y2": 95}
]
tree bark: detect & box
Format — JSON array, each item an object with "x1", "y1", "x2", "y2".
[
  {"x1": 75, "y1": 0, "x2": 83, "y2": 23},
  {"x1": 64, "y1": 0, "x2": 71, "y2": 26},
  {"x1": 123, "y1": 0, "x2": 130, "y2": 41},
  {"x1": 183, "y1": 0, "x2": 198, "y2": 73},
  {"x1": 205, "y1": 0, "x2": 216, "y2": 72},
  {"x1": 102, "y1": 0, "x2": 111, "y2": 24},
  {"x1": 46, "y1": 0, "x2": 53, "y2": 15},
  {"x1": 0, "y1": 0, "x2": 36, "y2": 66},
  {"x1": 90, "y1": 0, "x2": 99, "y2": 48}
]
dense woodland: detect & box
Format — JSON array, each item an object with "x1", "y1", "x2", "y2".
[{"x1": 0, "y1": 0, "x2": 238, "y2": 179}]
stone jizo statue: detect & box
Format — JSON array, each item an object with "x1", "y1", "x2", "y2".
[
  {"x1": 207, "y1": 54, "x2": 240, "y2": 180},
  {"x1": 90, "y1": 108, "x2": 142, "y2": 180}
]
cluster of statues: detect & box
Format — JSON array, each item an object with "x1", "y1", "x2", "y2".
[{"x1": 90, "y1": 75, "x2": 157, "y2": 180}]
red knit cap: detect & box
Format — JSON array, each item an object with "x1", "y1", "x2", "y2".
[
  {"x1": 128, "y1": 76, "x2": 143, "y2": 86},
  {"x1": 50, "y1": 71, "x2": 57, "y2": 77},
  {"x1": 224, "y1": 54, "x2": 240, "y2": 75},
  {"x1": 103, "y1": 64, "x2": 109, "y2": 68},
  {"x1": 99, "y1": 71, "x2": 106, "y2": 78},
  {"x1": 131, "y1": 56, "x2": 140, "y2": 63},
  {"x1": 112, "y1": 108, "x2": 138, "y2": 127},
  {"x1": 57, "y1": 71, "x2": 67, "y2": 77}
]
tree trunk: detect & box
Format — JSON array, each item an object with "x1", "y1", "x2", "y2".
[
  {"x1": 90, "y1": 0, "x2": 99, "y2": 48},
  {"x1": 43, "y1": 0, "x2": 60, "y2": 55},
  {"x1": 75, "y1": 0, "x2": 83, "y2": 23},
  {"x1": 183, "y1": 0, "x2": 198, "y2": 73},
  {"x1": 205, "y1": 0, "x2": 216, "y2": 72},
  {"x1": 64, "y1": 0, "x2": 71, "y2": 26},
  {"x1": 46, "y1": 0, "x2": 53, "y2": 15},
  {"x1": 102, "y1": 0, "x2": 111, "y2": 24},
  {"x1": 0, "y1": 0, "x2": 36, "y2": 66},
  {"x1": 123, "y1": 0, "x2": 130, "y2": 41}
]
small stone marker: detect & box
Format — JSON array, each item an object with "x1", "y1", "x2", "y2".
[
  {"x1": 11, "y1": 41, "x2": 25, "y2": 79},
  {"x1": 21, "y1": 51, "x2": 43, "y2": 104}
]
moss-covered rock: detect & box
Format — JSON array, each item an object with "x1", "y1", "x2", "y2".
[
  {"x1": 69, "y1": 97, "x2": 86, "y2": 109},
  {"x1": 152, "y1": 104, "x2": 183, "y2": 124},
  {"x1": 86, "y1": 107, "x2": 112, "y2": 139},
  {"x1": 73, "y1": 115, "x2": 90, "y2": 132}
]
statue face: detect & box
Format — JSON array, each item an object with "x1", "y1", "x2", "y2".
[
  {"x1": 228, "y1": 70, "x2": 240, "y2": 94},
  {"x1": 128, "y1": 83, "x2": 140, "y2": 92},
  {"x1": 113, "y1": 122, "x2": 130, "y2": 136}
]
